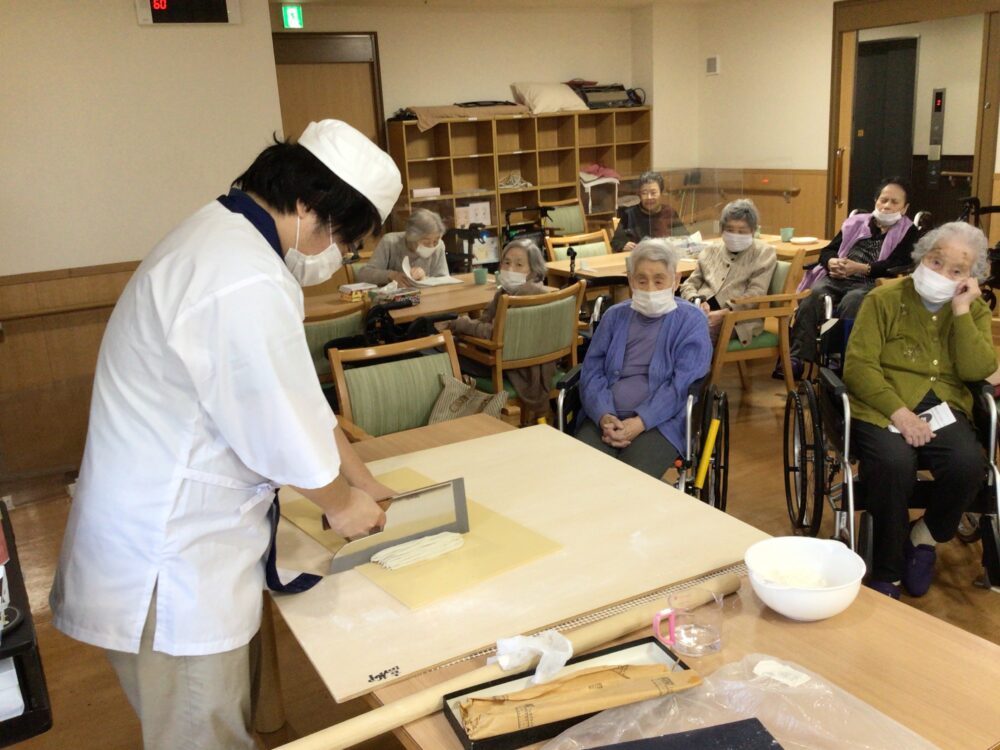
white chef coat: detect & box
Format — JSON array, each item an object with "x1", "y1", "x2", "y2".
[{"x1": 50, "y1": 200, "x2": 340, "y2": 656}]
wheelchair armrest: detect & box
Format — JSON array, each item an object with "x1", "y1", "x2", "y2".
[
  {"x1": 819, "y1": 367, "x2": 848, "y2": 398},
  {"x1": 556, "y1": 363, "x2": 583, "y2": 391},
  {"x1": 967, "y1": 380, "x2": 995, "y2": 399}
]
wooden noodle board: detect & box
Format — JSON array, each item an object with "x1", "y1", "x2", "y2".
[{"x1": 271, "y1": 426, "x2": 768, "y2": 702}]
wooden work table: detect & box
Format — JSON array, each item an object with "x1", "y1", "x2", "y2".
[
  {"x1": 270, "y1": 419, "x2": 1000, "y2": 750},
  {"x1": 303, "y1": 273, "x2": 498, "y2": 325}
]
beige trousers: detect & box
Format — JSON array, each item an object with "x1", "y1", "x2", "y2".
[{"x1": 106, "y1": 590, "x2": 260, "y2": 750}]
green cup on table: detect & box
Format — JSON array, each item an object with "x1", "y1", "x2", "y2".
[
  {"x1": 473, "y1": 267, "x2": 489, "y2": 285},
  {"x1": 780, "y1": 227, "x2": 795, "y2": 242}
]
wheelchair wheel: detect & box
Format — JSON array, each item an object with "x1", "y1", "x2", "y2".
[
  {"x1": 699, "y1": 388, "x2": 729, "y2": 512},
  {"x1": 957, "y1": 512, "x2": 983, "y2": 544},
  {"x1": 783, "y1": 381, "x2": 824, "y2": 536}
]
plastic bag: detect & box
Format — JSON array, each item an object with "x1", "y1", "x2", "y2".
[{"x1": 540, "y1": 653, "x2": 938, "y2": 750}]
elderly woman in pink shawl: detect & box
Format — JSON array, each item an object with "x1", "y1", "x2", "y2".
[{"x1": 777, "y1": 177, "x2": 919, "y2": 380}]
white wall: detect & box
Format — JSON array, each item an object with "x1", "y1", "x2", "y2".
[
  {"x1": 694, "y1": 0, "x2": 835, "y2": 170},
  {"x1": 0, "y1": 0, "x2": 283, "y2": 276},
  {"x1": 275, "y1": 4, "x2": 634, "y2": 118},
  {"x1": 860, "y1": 15, "x2": 983, "y2": 156},
  {"x1": 647, "y1": 1, "x2": 702, "y2": 170}
]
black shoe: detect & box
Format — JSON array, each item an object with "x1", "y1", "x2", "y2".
[{"x1": 772, "y1": 357, "x2": 803, "y2": 381}]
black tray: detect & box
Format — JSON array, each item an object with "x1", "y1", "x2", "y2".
[{"x1": 442, "y1": 637, "x2": 688, "y2": 750}]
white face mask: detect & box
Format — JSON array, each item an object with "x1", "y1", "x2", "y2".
[
  {"x1": 873, "y1": 209, "x2": 902, "y2": 226},
  {"x1": 631, "y1": 288, "x2": 677, "y2": 318},
  {"x1": 498, "y1": 269, "x2": 528, "y2": 291},
  {"x1": 722, "y1": 232, "x2": 754, "y2": 253},
  {"x1": 284, "y1": 217, "x2": 343, "y2": 287},
  {"x1": 416, "y1": 241, "x2": 442, "y2": 259},
  {"x1": 911, "y1": 262, "x2": 959, "y2": 305}
]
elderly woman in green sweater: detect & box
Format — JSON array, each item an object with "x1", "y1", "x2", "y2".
[{"x1": 843, "y1": 221, "x2": 996, "y2": 600}]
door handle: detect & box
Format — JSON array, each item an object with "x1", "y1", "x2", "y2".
[{"x1": 833, "y1": 147, "x2": 845, "y2": 207}]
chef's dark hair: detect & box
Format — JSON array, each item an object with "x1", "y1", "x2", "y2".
[{"x1": 234, "y1": 137, "x2": 383, "y2": 246}]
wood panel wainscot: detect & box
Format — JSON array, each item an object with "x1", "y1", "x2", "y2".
[
  {"x1": 0, "y1": 263, "x2": 137, "y2": 485},
  {"x1": 658, "y1": 167, "x2": 828, "y2": 239}
]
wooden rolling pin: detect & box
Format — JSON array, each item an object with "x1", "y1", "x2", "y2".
[{"x1": 276, "y1": 572, "x2": 741, "y2": 750}]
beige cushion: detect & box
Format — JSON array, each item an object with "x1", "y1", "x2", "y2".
[
  {"x1": 511, "y1": 82, "x2": 588, "y2": 114},
  {"x1": 428, "y1": 375, "x2": 507, "y2": 424}
]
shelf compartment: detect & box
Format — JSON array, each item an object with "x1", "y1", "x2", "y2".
[
  {"x1": 499, "y1": 188, "x2": 540, "y2": 219},
  {"x1": 454, "y1": 195, "x2": 497, "y2": 228},
  {"x1": 536, "y1": 114, "x2": 576, "y2": 149},
  {"x1": 537, "y1": 149, "x2": 577, "y2": 187},
  {"x1": 449, "y1": 120, "x2": 494, "y2": 157},
  {"x1": 452, "y1": 155, "x2": 496, "y2": 194},
  {"x1": 497, "y1": 152, "x2": 538, "y2": 190},
  {"x1": 404, "y1": 123, "x2": 451, "y2": 160},
  {"x1": 577, "y1": 112, "x2": 615, "y2": 147},
  {"x1": 406, "y1": 159, "x2": 453, "y2": 196},
  {"x1": 614, "y1": 109, "x2": 651, "y2": 142},
  {"x1": 539, "y1": 185, "x2": 578, "y2": 204},
  {"x1": 578, "y1": 145, "x2": 616, "y2": 173},
  {"x1": 495, "y1": 117, "x2": 536, "y2": 153},
  {"x1": 615, "y1": 142, "x2": 651, "y2": 179}
]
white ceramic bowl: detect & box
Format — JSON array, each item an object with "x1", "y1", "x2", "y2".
[{"x1": 744, "y1": 537, "x2": 866, "y2": 622}]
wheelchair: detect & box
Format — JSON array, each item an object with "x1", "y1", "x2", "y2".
[
  {"x1": 554, "y1": 367, "x2": 730, "y2": 511},
  {"x1": 783, "y1": 316, "x2": 1000, "y2": 590}
]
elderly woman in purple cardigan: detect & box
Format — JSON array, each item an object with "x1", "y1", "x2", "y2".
[
  {"x1": 779, "y1": 178, "x2": 919, "y2": 380},
  {"x1": 577, "y1": 240, "x2": 712, "y2": 478}
]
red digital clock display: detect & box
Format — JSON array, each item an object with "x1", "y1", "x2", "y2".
[{"x1": 149, "y1": 0, "x2": 230, "y2": 23}]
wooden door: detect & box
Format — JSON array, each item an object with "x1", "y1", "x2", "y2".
[
  {"x1": 275, "y1": 62, "x2": 378, "y2": 143},
  {"x1": 272, "y1": 33, "x2": 387, "y2": 288}
]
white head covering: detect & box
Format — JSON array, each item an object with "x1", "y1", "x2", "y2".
[{"x1": 297, "y1": 119, "x2": 402, "y2": 222}]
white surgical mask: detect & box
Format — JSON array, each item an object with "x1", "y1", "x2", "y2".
[
  {"x1": 911, "y1": 262, "x2": 959, "y2": 305},
  {"x1": 631, "y1": 288, "x2": 677, "y2": 318},
  {"x1": 284, "y1": 217, "x2": 343, "y2": 287},
  {"x1": 498, "y1": 269, "x2": 527, "y2": 291},
  {"x1": 416, "y1": 241, "x2": 442, "y2": 259},
  {"x1": 873, "y1": 209, "x2": 902, "y2": 226},
  {"x1": 722, "y1": 232, "x2": 754, "y2": 253}
]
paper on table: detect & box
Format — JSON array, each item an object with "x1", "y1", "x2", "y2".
[
  {"x1": 0, "y1": 658, "x2": 24, "y2": 722},
  {"x1": 401, "y1": 256, "x2": 463, "y2": 286}
]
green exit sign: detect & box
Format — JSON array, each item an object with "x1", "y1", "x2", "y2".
[{"x1": 282, "y1": 5, "x2": 303, "y2": 29}]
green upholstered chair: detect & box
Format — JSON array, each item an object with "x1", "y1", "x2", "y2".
[
  {"x1": 540, "y1": 199, "x2": 586, "y2": 237},
  {"x1": 709, "y1": 247, "x2": 808, "y2": 393},
  {"x1": 304, "y1": 309, "x2": 365, "y2": 385},
  {"x1": 344, "y1": 259, "x2": 369, "y2": 284},
  {"x1": 327, "y1": 331, "x2": 462, "y2": 440},
  {"x1": 455, "y1": 282, "x2": 587, "y2": 418},
  {"x1": 544, "y1": 229, "x2": 612, "y2": 262}
]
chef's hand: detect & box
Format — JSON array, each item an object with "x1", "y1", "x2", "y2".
[
  {"x1": 952, "y1": 276, "x2": 980, "y2": 316},
  {"x1": 890, "y1": 407, "x2": 935, "y2": 447},
  {"x1": 325, "y1": 486, "x2": 386, "y2": 539},
  {"x1": 356, "y1": 478, "x2": 395, "y2": 504}
]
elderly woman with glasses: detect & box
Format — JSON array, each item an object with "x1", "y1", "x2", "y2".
[
  {"x1": 844, "y1": 222, "x2": 996, "y2": 600},
  {"x1": 611, "y1": 171, "x2": 688, "y2": 252},
  {"x1": 576, "y1": 240, "x2": 712, "y2": 478},
  {"x1": 356, "y1": 207, "x2": 447, "y2": 287},
  {"x1": 679, "y1": 199, "x2": 776, "y2": 345}
]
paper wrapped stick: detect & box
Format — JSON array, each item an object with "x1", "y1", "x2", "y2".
[
  {"x1": 460, "y1": 664, "x2": 703, "y2": 740},
  {"x1": 275, "y1": 572, "x2": 740, "y2": 750}
]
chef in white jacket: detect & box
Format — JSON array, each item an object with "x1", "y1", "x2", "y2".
[{"x1": 50, "y1": 120, "x2": 402, "y2": 749}]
